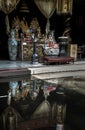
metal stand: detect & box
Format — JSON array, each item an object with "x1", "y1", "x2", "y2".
[{"x1": 59, "y1": 43, "x2": 68, "y2": 57}]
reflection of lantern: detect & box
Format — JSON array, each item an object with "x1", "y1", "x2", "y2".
[
  {"x1": 2, "y1": 107, "x2": 22, "y2": 130},
  {"x1": 56, "y1": 89, "x2": 66, "y2": 123},
  {"x1": 56, "y1": 0, "x2": 73, "y2": 14}
]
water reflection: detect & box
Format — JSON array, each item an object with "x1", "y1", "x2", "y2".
[{"x1": 0, "y1": 75, "x2": 85, "y2": 130}]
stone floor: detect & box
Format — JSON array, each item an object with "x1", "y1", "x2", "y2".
[{"x1": 0, "y1": 60, "x2": 85, "y2": 77}]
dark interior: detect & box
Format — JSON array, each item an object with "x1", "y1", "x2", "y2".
[{"x1": 0, "y1": 0, "x2": 85, "y2": 60}]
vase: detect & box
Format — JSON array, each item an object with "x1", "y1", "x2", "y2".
[
  {"x1": 8, "y1": 29, "x2": 18, "y2": 61},
  {"x1": 43, "y1": 31, "x2": 59, "y2": 56},
  {"x1": 58, "y1": 36, "x2": 68, "y2": 57}
]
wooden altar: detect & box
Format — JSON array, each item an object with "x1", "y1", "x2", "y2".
[
  {"x1": 44, "y1": 56, "x2": 74, "y2": 65},
  {"x1": 18, "y1": 41, "x2": 44, "y2": 62}
]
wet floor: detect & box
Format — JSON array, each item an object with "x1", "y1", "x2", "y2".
[{"x1": 0, "y1": 75, "x2": 85, "y2": 130}]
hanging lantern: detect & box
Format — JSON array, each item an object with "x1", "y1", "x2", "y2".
[
  {"x1": 0, "y1": 0, "x2": 2, "y2": 10},
  {"x1": 0, "y1": 0, "x2": 20, "y2": 34},
  {"x1": 56, "y1": 0, "x2": 73, "y2": 14},
  {"x1": 5, "y1": 0, "x2": 12, "y2": 11},
  {"x1": 19, "y1": 0, "x2": 29, "y2": 13},
  {"x1": 0, "y1": 0, "x2": 17, "y2": 12},
  {"x1": 0, "y1": 0, "x2": 20, "y2": 13}
]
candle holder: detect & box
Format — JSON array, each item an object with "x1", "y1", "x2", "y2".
[{"x1": 31, "y1": 33, "x2": 39, "y2": 65}]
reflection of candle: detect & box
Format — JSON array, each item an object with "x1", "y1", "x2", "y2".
[{"x1": 7, "y1": 90, "x2": 11, "y2": 106}]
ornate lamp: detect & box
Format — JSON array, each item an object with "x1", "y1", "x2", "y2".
[
  {"x1": 56, "y1": 0, "x2": 73, "y2": 15},
  {"x1": 56, "y1": 0, "x2": 73, "y2": 56},
  {"x1": 0, "y1": 0, "x2": 2, "y2": 9},
  {"x1": 0, "y1": 0, "x2": 18, "y2": 12},
  {"x1": 56, "y1": 0, "x2": 73, "y2": 41},
  {"x1": 19, "y1": 0, "x2": 29, "y2": 13},
  {"x1": 0, "y1": 0, "x2": 20, "y2": 34}
]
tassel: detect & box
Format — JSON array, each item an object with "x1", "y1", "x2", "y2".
[
  {"x1": 5, "y1": 15, "x2": 10, "y2": 35},
  {"x1": 45, "y1": 18, "x2": 50, "y2": 34}
]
